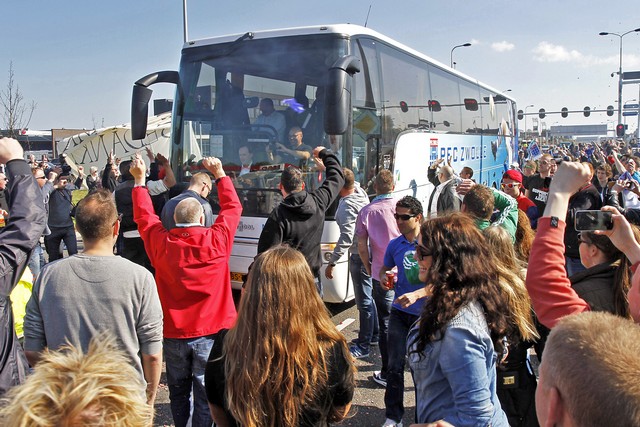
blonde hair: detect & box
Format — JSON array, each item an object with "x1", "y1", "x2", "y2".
[
  {"x1": 483, "y1": 226, "x2": 539, "y2": 342},
  {"x1": 0, "y1": 334, "x2": 152, "y2": 426},
  {"x1": 223, "y1": 245, "x2": 354, "y2": 426},
  {"x1": 544, "y1": 312, "x2": 640, "y2": 426}
]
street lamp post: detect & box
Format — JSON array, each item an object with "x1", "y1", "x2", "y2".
[
  {"x1": 524, "y1": 104, "x2": 534, "y2": 140},
  {"x1": 599, "y1": 28, "x2": 640, "y2": 124},
  {"x1": 450, "y1": 43, "x2": 472, "y2": 69}
]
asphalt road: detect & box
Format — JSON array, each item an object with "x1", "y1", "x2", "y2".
[{"x1": 153, "y1": 298, "x2": 416, "y2": 426}]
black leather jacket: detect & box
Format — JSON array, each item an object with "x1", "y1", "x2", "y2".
[{"x1": 0, "y1": 159, "x2": 46, "y2": 395}]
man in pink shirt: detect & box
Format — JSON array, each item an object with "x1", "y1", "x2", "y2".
[{"x1": 356, "y1": 169, "x2": 399, "y2": 388}]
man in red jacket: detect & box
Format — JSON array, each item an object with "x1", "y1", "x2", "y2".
[{"x1": 130, "y1": 154, "x2": 241, "y2": 427}]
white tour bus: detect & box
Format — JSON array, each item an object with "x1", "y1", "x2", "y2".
[{"x1": 131, "y1": 24, "x2": 518, "y2": 303}]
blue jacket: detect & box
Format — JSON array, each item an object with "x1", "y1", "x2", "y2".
[{"x1": 408, "y1": 301, "x2": 509, "y2": 427}]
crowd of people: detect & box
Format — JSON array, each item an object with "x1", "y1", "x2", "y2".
[{"x1": 2, "y1": 132, "x2": 640, "y2": 427}]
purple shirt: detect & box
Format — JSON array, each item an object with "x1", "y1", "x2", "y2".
[{"x1": 355, "y1": 197, "x2": 400, "y2": 279}]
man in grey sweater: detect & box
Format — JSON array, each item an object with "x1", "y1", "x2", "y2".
[
  {"x1": 325, "y1": 168, "x2": 376, "y2": 358},
  {"x1": 24, "y1": 189, "x2": 164, "y2": 405}
]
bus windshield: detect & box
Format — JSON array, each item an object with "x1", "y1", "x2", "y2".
[{"x1": 173, "y1": 34, "x2": 349, "y2": 216}]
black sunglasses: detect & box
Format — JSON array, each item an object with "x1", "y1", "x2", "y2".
[
  {"x1": 577, "y1": 232, "x2": 592, "y2": 245},
  {"x1": 394, "y1": 213, "x2": 417, "y2": 221},
  {"x1": 415, "y1": 245, "x2": 432, "y2": 260}
]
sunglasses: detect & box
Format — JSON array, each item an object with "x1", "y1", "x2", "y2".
[
  {"x1": 415, "y1": 245, "x2": 432, "y2": 260},
  {"x1": 501, "y1": 182, "x2": 520, "y2": 189},
  {"x1": 394, "y1": 213, "x2": 417, "y2": 221},
  {"x1": 577, "y1": 232, "x2": 592, "y2": 245}
]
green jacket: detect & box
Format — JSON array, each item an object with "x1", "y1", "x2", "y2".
[{"x1": 475, "y1": 188, "x2": 518, "y2": 242}]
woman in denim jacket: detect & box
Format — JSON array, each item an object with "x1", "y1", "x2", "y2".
[{"x1": 408, "y1": 213, "x2": 511, "y2": 426}]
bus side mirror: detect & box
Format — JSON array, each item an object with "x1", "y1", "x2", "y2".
[
  {"x1": 324, "y1": 55, "x2": 360, "y2": 135},
  {"x1": 131, "y1": 71, "x2": 180, "y2": 140}
]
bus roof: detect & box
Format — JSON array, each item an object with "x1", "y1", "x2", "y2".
[{"x1": 183, "y1": 24, "x2": 515, "y2": 104}]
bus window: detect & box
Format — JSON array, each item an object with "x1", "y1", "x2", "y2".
[
  {"x1": 459, "y1": 80, "x2": 482, "y2": 135},
  {"x1": 378, "y1": 43, "x2": 430, "y2": 137},
  {"x1": 428, "y1": 66, "x2": 461, "y2": 134},
  {"x1": 352, "y1": 38, "x2": 382, "y2": 189}
]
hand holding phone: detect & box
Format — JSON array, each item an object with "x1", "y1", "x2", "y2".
[{"x1": 575, "y1": 210, "x2": 613, "y2": 231}]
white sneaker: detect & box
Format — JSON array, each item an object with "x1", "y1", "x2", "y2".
[{"x1": 381, "y1": 419, "x2": 402, "y2": 427}]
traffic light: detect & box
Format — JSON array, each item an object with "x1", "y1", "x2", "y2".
[
  {"x1": 583, "y1": 106, "x2": 591, "y2": 117},
  {"x1": 607, "y1": 105, "x2": 614, "y2": 117},
  {"x1": 399, "y1": 101, "x2": 408, "y2": 113},
  {"x1": 517, "y1": 110, "x2": 523, "y2": 120},
  {"x1": 616, "y1": 123, "x2": 625, "y2": 137},
  {"x1": 428, "y1": 100, "x2": 442, "y2": 112},
  {"x1": 464, "y1": 98, "x2": 478, "y2": 111},
  {"x1": 561, "y1": 107, "x2": 568, "y2": 118},
  {"x1": 538, "y1": 108, "x2": 546, "y2": 119}
]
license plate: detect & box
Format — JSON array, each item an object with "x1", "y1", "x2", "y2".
[{"x1": 230, "y1": 272, "x2": 244, "y2": 282}]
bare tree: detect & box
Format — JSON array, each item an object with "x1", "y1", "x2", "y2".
[{"x1": 0, "y1": 61, "x2": 37, "y2": 137}]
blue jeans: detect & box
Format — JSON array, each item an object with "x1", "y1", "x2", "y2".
[
  {"x1": 350, "y1": 253, "x2": 378, "y2": 352},
  {"x1": 385, "y1": 309, "x2": 420, "y2": 422},
  {"x1": 164, "y1": 336, "x2": 215, "y2": 427},
  {"x1": 372, "y1": 278, "x2": 394, "y2": 375},
  {"x1": 28, "y1": 243, "x2": 44, "y2": 279}
]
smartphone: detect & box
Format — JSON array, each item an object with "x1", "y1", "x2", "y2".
[
  {"x1": 620, "y1": 171, "x2": 632, "y2": 181},
  {"x1": 575, "y1": 210, "x2": 613, "y2": 231}
]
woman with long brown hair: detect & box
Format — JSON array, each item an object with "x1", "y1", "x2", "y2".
[
  {"x1": 515, "y1": 209, "x2": 535, "y2": 263},
  {"x1": 408, "y1": 213, "x2": 511, "y2": 426},
  {"x1": 483, "y1": 225, "x2": 540, "y2": 427},
  {"x1": 205, "y1": 245, "x2": 355, "y2": 427}
]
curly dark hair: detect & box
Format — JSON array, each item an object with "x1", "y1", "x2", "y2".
[
  {"x1": 411, "y1": 212, "x2": 513, "y2": 356},
  {"x1": 396, "y1": 195, "x2": 423, "y2": 216}
]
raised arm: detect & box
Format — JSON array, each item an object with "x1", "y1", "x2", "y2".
[
  {"x1": 525, "y1": 162, "x2": 591, "y2": 328},
  {"x1": 0, "y1": 138, "x2": 46, "y2": 297},
  {"x1": 311, "y1": 147, "x2": 344, "y2": 212}
]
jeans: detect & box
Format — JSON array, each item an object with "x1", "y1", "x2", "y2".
[
  {"x1": 121, "y1": 236, "x2": 154, "y2": 274},
  {"x1": 385, "y1": 308, "x2": 419, "y2": 422},
  {"x1": 44, "y1": 226, "x2": 77, "y2": 262},
  {"x1": 350, "y1": 253, "x2": 378, "y2": 352},
  {"x1": 565, "y1": 256, "x2": 586, "y2": 278},
  {"x1": 372, "y1": 278, "x2": 394, "y2": 375},
  {"x1": 28, "y1": 242, "x2": 45, "y2": 279},
  {"x1": 164, "y1": 335, "x2": 215, "y2": 427}
]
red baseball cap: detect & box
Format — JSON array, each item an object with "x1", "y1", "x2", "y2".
[{"x1": 502, "y1": 169, "x2": 523, "y2": 184}]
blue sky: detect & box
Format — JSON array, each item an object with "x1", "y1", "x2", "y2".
[{"x1": 2, "y1": 1, "x2": 640, "y2": 133}]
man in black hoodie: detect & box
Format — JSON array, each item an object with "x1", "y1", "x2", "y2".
[{"x1": 257, "y1": 146, "x2": 344, "y2": 294}]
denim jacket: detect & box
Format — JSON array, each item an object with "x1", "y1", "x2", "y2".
[{"x1": 407, "y1": 301, "x2": 509, "y2": 427}]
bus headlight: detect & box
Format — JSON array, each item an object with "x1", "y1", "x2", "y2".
[{"x1": 321, "y1": 244, "x2": 336, "y2": 262}]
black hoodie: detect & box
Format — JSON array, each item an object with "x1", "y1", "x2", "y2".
[{"x1": 257, "y1": 149, "x2": 344, "y2": 277}]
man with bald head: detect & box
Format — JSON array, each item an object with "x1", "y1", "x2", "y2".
[
  {"x1": 130, "y1": 155, "x2": 241, "y2": 427},
  {"x1": 427, "y1": 158, "x2": 461, "y2": 218}
]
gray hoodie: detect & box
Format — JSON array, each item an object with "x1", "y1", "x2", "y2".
[{"x1": 329, "y1": 183, "x2": 370, "y2": 264}]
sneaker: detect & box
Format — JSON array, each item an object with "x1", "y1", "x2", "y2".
[
  {"x1": 381, "y1": 418, "x2": 402, "y2": 427},
  {"x1": 351, "y1": 338, "x2": 379, "y2": 346},
  {"x1": 372, "y1": 370, "x2": 387, "y2": 387},
  {"x1": 349, "y1": 344, "x2": 370, "y2": 359}
]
